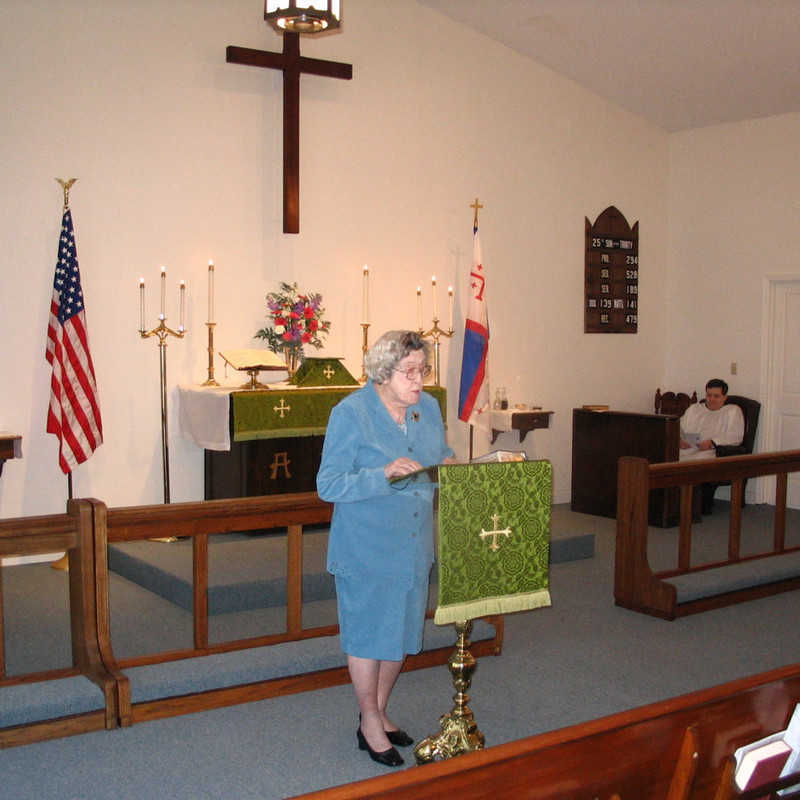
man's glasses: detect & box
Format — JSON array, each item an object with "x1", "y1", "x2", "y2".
[{"x1": 394, "y1": 364, "x2": 432, "y2": 381}]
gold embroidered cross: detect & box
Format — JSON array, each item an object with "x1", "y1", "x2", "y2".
[
  {"x1": 273, "y1": 398, "x2": 291, "y2": 418},
  {"x1": 323, "y1": 365, "x2": 335, "y2": 380},
  {"x1": 479, "y1": 513, "x2": 512, "y2": 552}
]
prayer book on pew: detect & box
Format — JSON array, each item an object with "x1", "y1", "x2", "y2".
[
  {"x1": 735, "y1": 739, "x2": 792, "y2": 797},
  {"x1": 733, "y1": 704, "x2": 800, "y2": 798}
]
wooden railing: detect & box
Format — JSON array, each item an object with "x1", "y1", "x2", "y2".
[
  {"x1": 103, "y1": 492, "x2": 335, "y2": 660},
  {"x1": 615, "y1": 450, "x2": 800, "y2": 619},
  {"x1": 0, "y1": 500, "x2": 119, "y2": 746}
]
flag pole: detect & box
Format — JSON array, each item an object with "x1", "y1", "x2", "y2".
[
  {"x1": 55, "y1": 181, "x2": 77, "y2": 504},
  {"x1": 52, "y1": 178, "x2": 78, "y2": 572}
]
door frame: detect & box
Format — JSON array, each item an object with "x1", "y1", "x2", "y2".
[{"x1": 758, "y1": 273, "x2": 800, "y2": 504}]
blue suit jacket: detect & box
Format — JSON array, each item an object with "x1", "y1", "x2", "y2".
[{"x1": 316, "y1": 381, "x2": 453, "y2": 586}]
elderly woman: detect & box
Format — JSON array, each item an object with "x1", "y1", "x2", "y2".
[{"x1": 316, "y1": 330, "x2": 454, "y2": 767}]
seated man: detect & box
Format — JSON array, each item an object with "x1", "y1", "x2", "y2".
[
  {"x1": 679, "y1": 378, "x2": 744, "y2": 459},
  {"x1": 679, "y1": 378, "x2": 745, "y2": 513}
]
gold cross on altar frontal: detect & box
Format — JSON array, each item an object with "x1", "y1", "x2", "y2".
[
  {"x1": 226, "y1": 33, "x2": 353, "y2": 234},
  {"x1": 479, "y1": 513, "x2": 512, "y2": 552},
  {"x1": 273, "y1": 398, "x2": 291, "y2": 418}
]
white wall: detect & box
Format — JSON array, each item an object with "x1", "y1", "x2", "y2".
[
  {"x1": 0, "y1": 0, "x2": 670, "y2": 516},
  {"x1": 665, "y1": 113, "x2": 800, "y2": 419}
]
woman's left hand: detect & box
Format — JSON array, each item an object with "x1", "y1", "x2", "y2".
[{"x1": 384, "y1": 457, "x2": 423, "y2": 479}]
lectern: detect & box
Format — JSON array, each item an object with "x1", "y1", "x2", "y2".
[
  {"x1": 571, "y1": 408, "x2": 683, "y2": 527},
  {"x1": 414, "y1": 459, "x2": 552, "y2": 763}
]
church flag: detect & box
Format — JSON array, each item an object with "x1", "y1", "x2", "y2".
[
  {"x1": 434, "y1": 460, "x2": 552, "y2": 625},
  {"x1": 45, "y1": 207, "x2": 103, "y2": 474},
  {"x1": 457, "y1": 224, "x2": 489, "y2": 425}
]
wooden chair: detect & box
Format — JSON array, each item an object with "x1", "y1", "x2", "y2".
[
  {"x1": 706, "y1": 394, "x2": 761, "y2": 509},
  {"x1": 655, "y1": 389, "x2": 697, "y2": 416}
]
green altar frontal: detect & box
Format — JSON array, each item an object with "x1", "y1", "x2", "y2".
[{"x1": 231, "y1": 385, "x2": 447, "y2": 442}]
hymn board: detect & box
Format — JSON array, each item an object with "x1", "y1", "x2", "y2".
[{"x1": 584, "y1": 206, "x2": 639, "y2": 333}]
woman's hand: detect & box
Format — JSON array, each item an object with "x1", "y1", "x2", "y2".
[{"x1": 384, "y1": 457, "x2": 423, "y2": 479}]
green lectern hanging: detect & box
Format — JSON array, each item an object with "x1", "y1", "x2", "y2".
[{"x1": 434, "y1": 460, "x2": 552, "y2": 625}]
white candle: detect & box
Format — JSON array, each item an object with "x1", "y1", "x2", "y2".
[
  {"x1": 416, "y1": 286, "x2": 423, "y2": 331},
  {"x1": 179, "y1": 280, "x2": 186, "y2": 331},
  {"x1": 362, "y1": 264, "x2": 369, "y2": 324},
  {"x1": 431, "y1": 275, "x2": 438, "y2": 319},
  {"x1": 448, "y1": 285, "x2": 454, "y2": 331},
  {"x1": 208, "y1": 260, "x2": 215, "y2": 324},
  {"x1": 139, "y1": 277, "x2": 145, "y2": 332},
  {"x1": 160, "y1": 266, "x2": 166, "y2": 320}
]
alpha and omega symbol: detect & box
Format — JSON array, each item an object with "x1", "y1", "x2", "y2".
[
  {"x1": 269, "y1": 452, "x2": 292, "y2": 480},
  {"x1": 479, "y1": 512, "x2": 512, "y2": 552},
  {"x1": 323, "y1": 365, "x2": 336, "y2": 380},
  {"x1": 273, "y1": 398, "x2": 291, "y2": 418}
]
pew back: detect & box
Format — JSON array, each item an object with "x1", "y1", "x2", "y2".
[{"x1": 289, "y1": 662, "x2": 800, "y2": 800}]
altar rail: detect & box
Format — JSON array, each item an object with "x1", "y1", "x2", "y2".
[
  {"x1": 290, "y1": 661, "x2": 800, "y2": 800},
  {"x1": 1, "y1": 493, "x2": 503, "y2": 744},
  {"x1": 614, "y1": 450, "x2": 800, "y2": 619},
  {"x1": 0, "y1": 500, "x2": 120, "y2": 747}
]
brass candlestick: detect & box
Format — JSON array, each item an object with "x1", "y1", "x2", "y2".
[
  {"x1": 420, "y1": 318, "x2": 454, "y2": 386},
  {"x1": 360, "y1": 322, "x2": 370, "y2": 382},
  {"x1": 140, "y1": 317, "x2": 185, "y2": 508},
  {"x1": 202, "y1": 322, "x2": 219, "y2": 386},
  {"x1": 414, "y1": 619, "x2": 485, "y2": 763}
]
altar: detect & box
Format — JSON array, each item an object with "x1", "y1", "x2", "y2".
[{"x1": 178, "y1": 384, "x2": 447, "y2": 499}]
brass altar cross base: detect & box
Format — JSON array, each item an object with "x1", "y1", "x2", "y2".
[
  {"x1": 240, "y1": 368, "x2": 270, "y2": 391},
  {"x1": 414, "y1": 619, "x2": 485, "y2": 764}
]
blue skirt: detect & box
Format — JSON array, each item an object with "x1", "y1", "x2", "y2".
[{"x1": 334, "y1": 572, "x2": 429, "y2": 661}]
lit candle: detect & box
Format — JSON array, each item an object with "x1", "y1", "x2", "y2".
[
  {"x1": 416, "y1": 286, "x2": 423, "y2": 331},
  {"x1": 208, "y1": 260, "x2": 215, "y2": 324},
  {"x1": 139, "y1": 277, "x2": 145, "y2": 333},
  {"x1": 160, "y1": 266, "x2": 166, "y2": 320},
  {"x1": 362, "y1": 264, "x2": 369, "y2": 324},
  {"x1": 431, "y1": 275, "x2": 438, "y2": 319},
  {"x1": 179, "y1": 280, "x2": 186, "y2": 331},
  {"x1": 448, "y1": 285, "x2": 454, "y2": 331}
]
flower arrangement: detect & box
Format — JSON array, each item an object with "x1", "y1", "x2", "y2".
[{"x1": 254, "y1": 282, "x2": 331, "y2": 360}]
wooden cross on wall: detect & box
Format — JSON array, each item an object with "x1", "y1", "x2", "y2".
[{"x1": 227, "y1": 33, "x2": 352, "y2": 234}]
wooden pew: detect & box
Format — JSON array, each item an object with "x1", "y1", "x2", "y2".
[
  {"x1": 0, "y1": 499, "x2": 119, "y2": 747},
  {"x1": 289, "y1": 662, "x2": 800, "y2": 800},
  {"x1": 615, "y1": 450, "x2": 800, "y2": 619}
]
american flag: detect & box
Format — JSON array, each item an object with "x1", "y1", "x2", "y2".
[
  {"x1": 45, "y1": 208, "x2": 103, "y2": 473},
  {"x1": 457, "y1": 223, "x2": 490, "y2": 425}
]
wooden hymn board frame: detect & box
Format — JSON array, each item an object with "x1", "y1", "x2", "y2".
[{"x1": 584, "y1": 206, "x2": 639, "y2": 333}]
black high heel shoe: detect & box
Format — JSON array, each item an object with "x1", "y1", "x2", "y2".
[
  {"x1": 385, "y1": 728, "x2": 414, "y2": 747},
  {"x1": 356, "y1": 727, "x2": 404, "y2": 767}
]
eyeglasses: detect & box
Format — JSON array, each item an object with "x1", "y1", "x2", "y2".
[{"x1": 393, "y1": 364, "x2": 432, "y2": 381}]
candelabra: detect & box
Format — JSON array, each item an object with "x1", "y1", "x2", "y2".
[
  {"x1": 202, "y1": 322, "x2": 219, "y2": 386},
  {"x1": 140, "y1": 317, "x2": 185, "y2": 507},
  {"x1": 419, "y1": 318, "x2": 454, "y2": 386}
]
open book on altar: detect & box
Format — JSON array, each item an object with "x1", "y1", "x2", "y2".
[
  {"x1": 388, "y1": 450, "x2": 526, "y2": 484},
  {"x1": 219, "y1": 349, "x2": 287, "y2": 371}
]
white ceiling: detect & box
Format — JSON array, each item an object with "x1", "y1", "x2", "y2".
[{"x1": 417, "y1": 0, "x2": 800, "y2": 132}]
